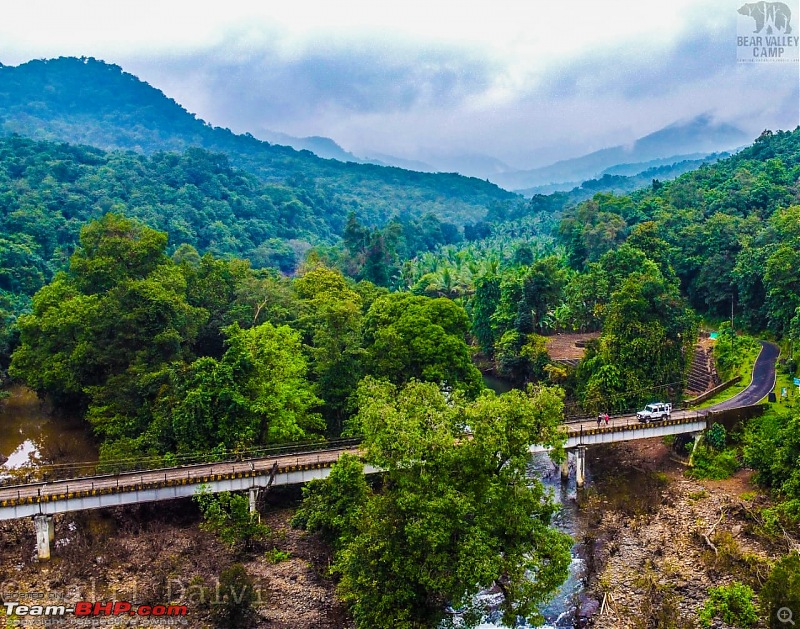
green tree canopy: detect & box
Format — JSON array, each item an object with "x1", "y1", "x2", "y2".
[
  {"x1": 326, "y1": 378, "x2": 571, "y2": 628},
  {"x1": 164, "y1": 322, "x2": 323, "y2": 452},
  {"x1": 362, "y1": 293, "x2": 483, "y2": 395}
]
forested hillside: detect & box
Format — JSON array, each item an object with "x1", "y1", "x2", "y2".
[
  {"x1": 0, "y1": 57, "x2": 517, "y2": 226},
  {"x1": 0, "y1": 135, "x2": 471, "y2": 295},
  {"x1": 558, "y1": 128, "x2": 800, "y2": 333},
  {"x1": 392, "y1": 128, "x2": 800, "y2": 413}
]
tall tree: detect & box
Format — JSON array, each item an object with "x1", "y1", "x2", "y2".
[
  {"x1": 164, "y1": 322, "x2": 323, "y2": 452},
  {"x1": 322, "y1": 378, "x2": 572, "y2": 628},
  {"x1": 294, "y1": 265, "x2": 365, "y2": 435},
  {"x1": 578, "y1": 263, "x2": 697, "y2": 411},
  {"x1": 362, "y1": 293, "x2": 483, "y2": 395}
]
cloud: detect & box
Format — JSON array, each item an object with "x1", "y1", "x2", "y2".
[
  {"x1": 122, "y1": 37, "x2": 499, "y2": 136},
  {"x1": 2, "y1": 0, "x2": 796, "y2": 170}
]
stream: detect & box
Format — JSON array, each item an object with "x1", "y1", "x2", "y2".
[
  {"x1": 472, "y1": 374, "x2": 591, "y2": 628},
  {"x1": 456, "y1": 451, "x2": 590, "y2": 629}
]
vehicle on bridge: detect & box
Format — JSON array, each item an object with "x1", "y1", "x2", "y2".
[{"x1": 636, "y1": 402, "x2": 672, "y2": 423}]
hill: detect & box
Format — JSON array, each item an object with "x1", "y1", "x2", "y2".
[
  {"x1": 0, "y1": 57, "x2": 516, "y2": 227},
  {"x1": 515, "y1": 152, "x2": 730, "y2": 202},
  {"x1": 0, "y1": 134, "x2": 487, "y2": 312},
  {"x1": 557, "y1": 127, "x2": 800, "y2": 332}
]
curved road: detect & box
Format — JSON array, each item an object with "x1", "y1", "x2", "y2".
[{"x1": 706, "y1": 340, "x2": 780, "y2": 411}]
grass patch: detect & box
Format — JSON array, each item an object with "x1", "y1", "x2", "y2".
[
  {"x1": 688, "y1": 445, "x2": 740, "y2": 480},
  {"x1": 264, "y1": 548, "x2": 292, "y2": 564},
  {"x1": 769, "y1": 359, "x2": 798, "y2": 410}
]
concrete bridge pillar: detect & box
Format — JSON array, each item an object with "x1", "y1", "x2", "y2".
[
  {"x1": 688, "y1": 432, "x2": 704, "y2": 467},
  {"x1": 248, "y1": 488, "x2": 259, "y2": 514},
  {"x1": 560, "y1": 452, "x2": 570, "y2": 481},
  {"x1": 575, "y1": 446, "x2": 587, "y2": 488},
  {"x1": 33, "y1": 515, "x2": 53, "y2": 560}
]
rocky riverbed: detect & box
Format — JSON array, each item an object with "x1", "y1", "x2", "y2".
[{"x1": 581, "y1": 439, "x2": 785, "y2": 628}]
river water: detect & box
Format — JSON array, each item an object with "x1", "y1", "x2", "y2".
[
  {"x1": 0, "y1": 385, "x2": 97, "y2": 479},
  {"x1": 470, "y1": 374, "x2": 591, "y2": 628},
  {"x1": 454, "y1": 451, "x2": 589, "y2": 629}
]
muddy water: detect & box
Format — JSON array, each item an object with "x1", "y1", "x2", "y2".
[{"x1": 0, "y1": 385, "x2": 98, "y2": 476}]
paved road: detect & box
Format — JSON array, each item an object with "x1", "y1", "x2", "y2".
[
  {"x1": 707, "y1": 341, "x2": 779, "y2": 411},
  {"x1": 564, "y1": 339, "x2": 780, "y2": 429}
]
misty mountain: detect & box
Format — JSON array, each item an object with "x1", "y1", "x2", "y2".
[
  {"x1": 492, "y1": 114, "x2": 749, "y2": 191},
  {"x1": 515, "y1": 152, "x2": 730, "y2": 202},
  {"x1": 422, "y1": 153, "x2": 513, "y2": 179},
  {"x1": 363, "y1": 152, "x2": 437, "y2": 172},
  {"x1": 257, "y1": 129, "x2": 364, "y2": 163}
]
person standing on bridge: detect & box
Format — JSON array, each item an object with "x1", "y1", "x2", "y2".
[
  {"x1": 604, "y1": 412, "x2": 610, "y2": 425},
  {"x1": 597, "y1": 414, "x2": 602, "y2": 427}
]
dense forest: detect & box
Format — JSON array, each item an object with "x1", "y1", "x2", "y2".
[
  {"x1": 390, "y1": 129, "x2": 800, "y2": 410},
  {"x1": 0, "y1": 135, "x2": 473, "y2": 290},
  {"x1": 6, "y1": 215, "x2": 575, "y2": 627}
]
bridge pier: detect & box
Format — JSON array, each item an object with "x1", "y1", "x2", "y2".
[
  {"x1": 248, "y1": 488, "x2": 259, "y2": 514},
  {"x1": 33, "y1": 514, "x2": 54, "y2": 560},
  {"x1": 688, "y1": 432, "x2": 704, "y2": 467},
  {"x1": 575, "y1": 446, "x2": 587, "y2": 488},
  {"x1": 560, "y1": 453, "x2": 570, "y2": 481}
]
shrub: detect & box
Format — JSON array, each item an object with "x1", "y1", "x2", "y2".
[
  {"x1": 688, "y1": 445, "x2": 740, "y2": 480},
  {"x1": 212, "y1": 563, "x2": 257, "y2": 628},
  {"x1": 761, "y1": 552, "x2": 800, "y2": 628},
  {"x1": 194, "y1": 487, "x2": 269, "y2": 551},
  {"x1": 706, "y1": 423, "x2": 727, "y2": 450},
  {"x1": 699, "y1": 582, "x2": 758, "y2": 628},
  {"x1": 264, "y1": 548, "x2": 291, "y2": 564}
]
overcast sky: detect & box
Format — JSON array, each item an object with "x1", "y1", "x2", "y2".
[{"x1": 0, "y1": 0, "x2": 797, "y2": 168}]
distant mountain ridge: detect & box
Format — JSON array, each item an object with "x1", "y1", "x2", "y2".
[
  {"x1": 491, "y1": 115, "x2": 748, "y2": 191},
  {"x1": 258, "y1": 129, "x2": 365, "y2": 163},
  {"x1": 517, "y1": 152, "x2": 731, "y2": 198}
]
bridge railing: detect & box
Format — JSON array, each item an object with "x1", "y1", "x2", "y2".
[
  {"x1": 563, "y1": 408, "x2": 709, "y2": 429},
  {"x1": 0, "y1": 406, "x2": 719, "y2": 489},
  {"x1": 0, "y1": 437, "x2": 363, "y2": 488}
]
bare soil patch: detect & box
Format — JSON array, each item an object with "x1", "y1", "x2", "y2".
[{"x1": 0, "y1": 498, "x2": 352, "y2": 628}]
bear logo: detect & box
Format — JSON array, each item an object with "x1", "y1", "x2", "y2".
[{"x1": 738, "y1": 2, "x2": 793, "y2": 34}]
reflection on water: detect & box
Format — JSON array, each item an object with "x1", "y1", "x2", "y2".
[
  {"x1": 0, "y1": 385, "x2": 98, "y2": 476},
  {"x1": 482, "y1": 374, "x2": 514, "y2": 394},
  {"x1": 4, "y1": 439, "x2": 39, "y2": 469}
]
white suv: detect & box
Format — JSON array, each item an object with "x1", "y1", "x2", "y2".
[{"x1": 637, "y1": 402, "x2": 672, "y2": 423}]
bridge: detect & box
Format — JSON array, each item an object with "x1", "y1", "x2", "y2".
[{"x1": 0, "y1": 341, "x2": 779, "y2": 559}]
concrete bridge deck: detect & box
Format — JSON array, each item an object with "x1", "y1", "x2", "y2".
[{"x1": 0, "y1": 411, "x2": 720, "y2": 521}]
